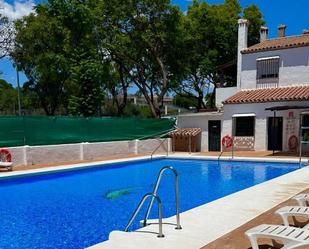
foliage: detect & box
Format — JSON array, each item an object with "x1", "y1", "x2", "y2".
[
  {"x1": 8, "y1": 0, "x2": 265, "y2": 117},
  {"x1": 0, "y1": 14, "x2": 15, "y2": 59},
  {"x1": 0, "y1": 79, "x2": 17, "y2": 114},
  {"x1": 12, "y1": 7, "x2": 70, "y2": 115},
  {"x1": 98, "y1": 0, "x2": 183, "y2": 117},
  {"x1": 176, "y1": 0, "x2": 264, "y2": 110},
  {"x1": 244, "y1": 4, "x2": 265, "y2": 46},
  {"x1": 103, "y1": 101, "x2": 153, "y2": 118},
  {"x1": 173, "y1": 93, "x2": 197, "y2": 109}
]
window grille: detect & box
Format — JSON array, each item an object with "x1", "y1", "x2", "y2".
[{"x1": 256, "y1": 57, "x2": 280, "y2": 88}]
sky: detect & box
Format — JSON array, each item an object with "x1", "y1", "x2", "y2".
[{"x1": 0, "y1": 0, "x2": 308, "y2": 87}]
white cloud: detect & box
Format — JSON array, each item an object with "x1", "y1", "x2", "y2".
[{"x1": 0, "y1": 0, "x2": 35, "y2": 20}]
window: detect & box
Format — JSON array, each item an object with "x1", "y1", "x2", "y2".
[
  {"x1": 302, "y1": 115, "x2": 309, "y2": 141},
  {"x1": 235, "y1": 117, "x2": 255, "y2": 136},
  {"x1": 256, "y1": 57, "x2": 280, "y2": 87},
  {"x1": 303, "y1": 115, "x2": 309, "y2": 126}
]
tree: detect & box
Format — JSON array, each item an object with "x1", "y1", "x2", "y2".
[
  {"x1": 173, "y1": 93, "x2": 197, "y2": 109},
  {"x1": 0, "y1": 14, "x2": 14, "y2": 59},
  {"x1": 244, "y1": 4, "x2": 265, "y2": 46},
  {"x1": 177, "y1": 0, "x2": 264, "y2": 111},
  {"x1": 12, "y1": 7, "x2": 70, "y2": 115},
  {"x1": 102, "y1": 61, "x2": 131, "y2": 116},
  {"x1": 46, "y1": 0, "x2": 105, "y2": 117},
  {"x1": 0, "y1": 78, "x2": 17, "y2": 114},
  {"x1": 99, "y1": 0, "x2": 183, "y2": 117}
]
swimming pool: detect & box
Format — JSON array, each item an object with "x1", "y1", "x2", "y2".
[{"x1": 0, "y1": 158, "x2": 299, "y2": 249}]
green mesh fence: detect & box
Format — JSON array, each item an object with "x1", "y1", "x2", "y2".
[{"x1": 0, "y1": 116, "x2": 176, "y2": 147}]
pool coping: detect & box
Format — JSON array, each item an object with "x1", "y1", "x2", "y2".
[
  {"x1": 0, "y1": 153, "x2": 304, "y2": 180},
  {"x1": 0, "y1": 155, "x2": 165, "y2": 180}
]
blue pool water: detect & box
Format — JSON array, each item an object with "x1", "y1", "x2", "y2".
[{"x1": 0, "y1": 158, "x2": 299, "y2": 249}]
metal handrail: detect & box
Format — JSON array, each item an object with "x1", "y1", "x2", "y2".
[
  {"x1": 218, "y1": 137, "x2": 234, "y2": 161},
  {"x1": 150, "y1": 137, "x2": 169, "y2": 160},
  {"x1": 217, "y1": 150, "x2": 224, "y2": 161},
  {"x1": 143, "y1": 166, "x2": 182, "y2": 230},
  {"x1": 124, "y1": 193, "x2": 164, "y2": 238}
]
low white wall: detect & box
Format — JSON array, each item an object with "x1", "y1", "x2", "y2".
[
  {"x1": 138, "y1": 139, "x2": 168, "y2": 154},
  {"x1": 29, "y1": 144, "x2": 81, "y2": 165},
  {"x1": 83, "y1": 141, "x2": 134, "y2": 161},
  {"x1": 8, "y1": 138, "x2": 171, "y2": 167}
]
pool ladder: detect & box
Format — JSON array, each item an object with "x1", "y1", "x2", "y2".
[{"x1": 124, "y1": 166, "x2": 182, "y2": 238}]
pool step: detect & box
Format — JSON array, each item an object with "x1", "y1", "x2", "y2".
[
  {"x1": 89, "y1": 219, "x2": 186, "y2": 249},
  {"x1": 88, "y1": 215, "x2": 185, "y2": 248}
]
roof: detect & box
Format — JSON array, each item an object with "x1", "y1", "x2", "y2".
[
  {"x1": 170, "y1": 128, "x2": 202, "y2": 137},
  {"x1": 223, "y1": 85, "x2": 309, "y2": 105},
  {"x1": 178, "y1": 111, "x2": 223, "y2": 117},
  {"x1": 242, "y1": 34, "x2": 309, "y2": 54}
]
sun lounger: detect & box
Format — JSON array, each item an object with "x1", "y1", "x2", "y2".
[
  {"x1": 0, "y1": 162, "x2": 13, "y2": 171},
  {"x1": 245, "y1": 224, "x2": 309, "y2": 249},
  {"x1": 293, "y1": 194, "x2": 309, "y2": 206},
  {"x1": 276, "y1": 206, "x2": 309, "y2": 226}
]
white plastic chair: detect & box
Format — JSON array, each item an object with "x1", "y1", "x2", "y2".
[
  {"x1": 276, "y1": 206, "x2": 309, "y2": 227},
  {"x1": 245, "y1": 224, "x2": 309, "y2": 249},
  {"x1": 0, "y1": 162, "x2": 13, "y2": 171},
  {"x1": 293, "y1": 194, "x2": 309, "y2": 206}
]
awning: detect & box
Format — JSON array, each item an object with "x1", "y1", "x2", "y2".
[
  {"x1": 265, "y1": 105, "x2": 309, "y2": 111},
  {"x1": 232, "y1": 113, "x2": 256, "y2": 118},
  {"x1": 256, "y1": 56, "x2": 280, "y2": 61}
]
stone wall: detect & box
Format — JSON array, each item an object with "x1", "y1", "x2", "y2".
[{"x1": 8, "y1": 138, "x2": 171, "y2": 167}]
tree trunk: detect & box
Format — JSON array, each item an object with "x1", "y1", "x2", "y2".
[{"x1": 117, "y1": 65, "x2": 128, "y2": 116}]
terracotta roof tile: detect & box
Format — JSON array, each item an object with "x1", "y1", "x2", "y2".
[
  {"x1": 223, "y1": 85, "x2": 309, "y2": 104},
  {"x1": 242, "y1": 34, "x2": 309, "y2": 54}
]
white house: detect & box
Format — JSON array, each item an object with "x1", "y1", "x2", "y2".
[{"x1": 178, "y1": 19, "x2": 309, "y2": 153}]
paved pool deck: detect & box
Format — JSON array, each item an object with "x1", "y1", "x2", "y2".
[
  {"x1": 1, "y1": 153, "x2": 309, "y2": 249},
  {"x1": 201, "y1": 189, "x2": 309, "y2": 249}
]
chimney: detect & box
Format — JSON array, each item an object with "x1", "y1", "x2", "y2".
[
  {"x1": 303, "y1": 30, "x2": 309, "y2": 35},
  {"x1": 260, "y1": 26, "x2": 269, "y2": 42},
  {"x1": 237, "y1": 19, "x2": 249, "y2": 89},
  {"x1": 278, "y1": 24, "x2": 286, "y2": 38}
]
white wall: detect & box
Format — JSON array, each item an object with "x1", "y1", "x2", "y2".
[
  {"x1": 8, "y1": 138, "x2": 171, "y2": 167},
  {"x1": 223, "y1": 101, "x2": 308, "y2": 151},
  {"x1": 240, "y1": 46, "x2": 309, "y2": 89},
  {"x1": 177, "y1": 113, "x2": 223, "y2": 151},
  {"x1": 216, "y1": 87, "x2": 238, "y2": 108},
  {"x1": 237, "y1": 19, "x2": 249, "y2": 89}
]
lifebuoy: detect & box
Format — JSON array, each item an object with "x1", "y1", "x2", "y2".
[
  {"x1": 0, "y1": 148, "x2": 12, "y2": 162},
  {"x1": 288, "y1": 135, "x2": 298, "y2": 151},
  {"x1": 222, "y1": 135, "x2": 233, "y2": 148}
]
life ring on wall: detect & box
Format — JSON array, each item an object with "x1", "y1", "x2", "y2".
[
  {"x1": 222, "y1": 135, "x2": 233, "y2": 148},
  {"x1": 0, "y1": 148, "x2": 12, "y2": 162},
  {"x1": 288, "y1": 135, "x2": 298, "y2": 152}
]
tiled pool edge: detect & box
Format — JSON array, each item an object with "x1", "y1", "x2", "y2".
[
  {"x1": 0, "y1": 153, "x2": 303, "y2": 180},
  {"x1": 88, "y1": 161, "x2": 309, "y2": 249},
  {"x1": 0, "y1": 155, "x2": 164, "y2": 180}
]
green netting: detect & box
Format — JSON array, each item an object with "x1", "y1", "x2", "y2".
[{"x1": 0, "y1": 116, "x2": 176, "y2": 147}]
